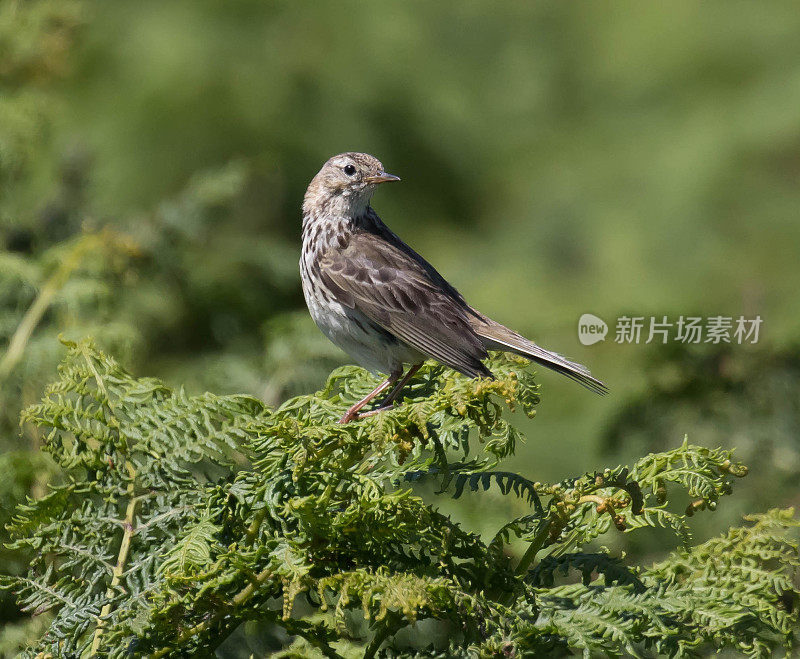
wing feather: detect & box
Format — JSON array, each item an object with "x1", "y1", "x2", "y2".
[{"x1": 319, "y1": 232, "x2": 491, "y2": 378}]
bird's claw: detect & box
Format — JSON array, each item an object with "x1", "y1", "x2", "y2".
[
  {"x1": 358, "y1": 403, "x2": 395, "y2": 419},
  {"x1": 338, "y1": 410, "x2": 359, "y2": 424},
  {"x1": 338, "y1": 402, "x2": 395, "y2": 424}
]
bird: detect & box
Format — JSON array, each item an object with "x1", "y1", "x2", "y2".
[{"x1": 300, "y1": 152, "x2": 607, "y2": 423}]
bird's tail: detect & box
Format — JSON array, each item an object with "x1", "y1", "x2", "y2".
[{"x1": 469, "y1": 312, "x2": 608, "y2": 395}]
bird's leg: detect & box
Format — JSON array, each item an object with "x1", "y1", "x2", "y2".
[
  {"x1": 358, "y1": 363, "x2": 422, "y2": 418},
  {"x1": 375, "y1": 362, "x2": 422, "y2": 409},
  {"x1": 339, "y1": 368, "x2": 402, "y2": 424}
]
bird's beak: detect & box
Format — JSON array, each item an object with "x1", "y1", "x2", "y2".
[{"x1": 364, "y1": 172, "x2": 401, "y2": 185}]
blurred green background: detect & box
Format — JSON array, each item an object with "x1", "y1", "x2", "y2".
[{"x1": 2, "y1": 1, "x2": 799, "y2": 654}]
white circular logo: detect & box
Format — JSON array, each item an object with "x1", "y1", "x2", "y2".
[{"x1": 578, "y1": 313, "x2": 608, "y2": 346}]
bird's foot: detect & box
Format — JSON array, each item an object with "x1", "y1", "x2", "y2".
[
  {"x1": 338, "y1": 408, "x2": 360, "y2": 424},
  {"x1": 338, "y1": 402, "x2": 396, "y2": 424},
  {"x1": 358, "y1": 403, "x2": 395, "y2": 419}
]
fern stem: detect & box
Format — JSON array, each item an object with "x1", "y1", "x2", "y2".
[
  {"x1": 0, "y1": 233, "x2": 99, "y2": 380},
  {"x1": 244, "y1": 509, "x2": 267, "y2": 545},
  {"x1": 515, "y1": 520, "x2": 551, "y2": 576},
  {"x1": 148, "y1": 566, "x2": 274, "y2": 659},
  {"x1": 90, "y1": 463, "x2": 139, "y2": 656},
  {"x1": 363, "y1": 616, "x2": 398, "y2": 659}
]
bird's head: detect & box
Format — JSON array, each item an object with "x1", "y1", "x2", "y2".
[{"x1": 304, "y1": 152, "x2": 400, "y2": 217}]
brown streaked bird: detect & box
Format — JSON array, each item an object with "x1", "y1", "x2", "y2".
[{"x1": 300, "y1": 152, "x2": 607, "y2": 423}]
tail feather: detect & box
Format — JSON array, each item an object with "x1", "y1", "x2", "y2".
[{"x1": 470, "y1": 312, "x2": 608, "y2": 395}]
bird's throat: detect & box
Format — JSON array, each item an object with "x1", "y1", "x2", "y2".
[{"x1": 302, "y1": 210, "x2": 359, "y2": 257}]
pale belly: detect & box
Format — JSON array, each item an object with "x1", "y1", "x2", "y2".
[{"x1": 301, "y1": 269, "x2": 423, "y2": 374}]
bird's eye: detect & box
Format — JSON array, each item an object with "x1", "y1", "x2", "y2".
[{"x1": 344, "y1": 164, "x2": 356, "y2": 176}]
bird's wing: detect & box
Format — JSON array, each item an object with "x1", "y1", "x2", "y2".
[{"x1": 317, "y1": 231, "x2": 492, "y2": 378}]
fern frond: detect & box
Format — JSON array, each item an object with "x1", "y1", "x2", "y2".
[
  {"x1": 400, "y1": 465, "x2": 544, "y2": 511},
  {"x1": 3, "y1": 342, "x2": 796, "y2": 658}
]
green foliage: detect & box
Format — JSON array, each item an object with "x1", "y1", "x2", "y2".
[
  {"x1": 536, "y1": 509, "x2": 799, "y2": 658},
  {"x1": 2, "y1": 342, "x2": 797, "y2": 657},
  {"x1": 603, "y1": 343, "x2": 800, "y2": 554},
  {"x1": 0, "y1": 4, "x2": 322, "y2": 619},
  {"x1": 2, "y1": 3, "x2": 800, "y2": 655}
]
